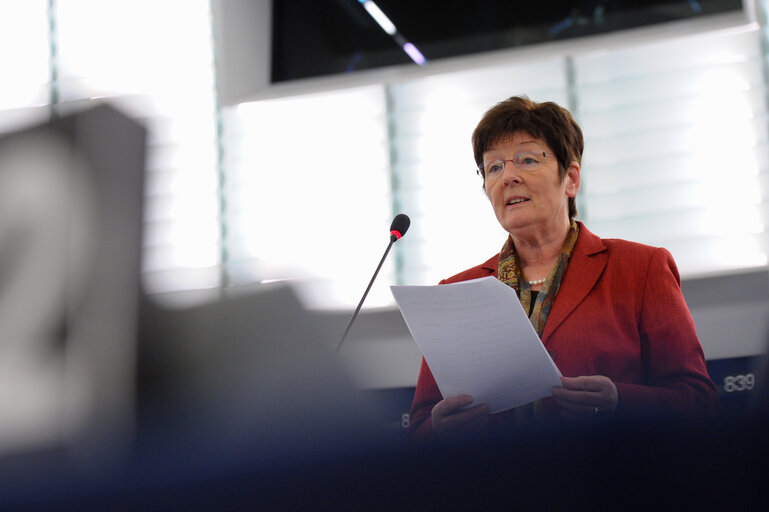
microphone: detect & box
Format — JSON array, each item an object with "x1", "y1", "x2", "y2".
[
  {"x1": 336, "y1": 214, "x2": 410, "y2": 352},
  {"x1": 389, "y1": 213, "x2": 410, "y2": 242}
]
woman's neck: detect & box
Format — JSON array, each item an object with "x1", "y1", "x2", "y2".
[{"x1": 510, "y1": 218, "x2": 571, "y2": 268}]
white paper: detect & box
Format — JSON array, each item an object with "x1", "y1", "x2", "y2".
[{"x1": 391, "y1": 276, "x2": 562, "y2": 414}]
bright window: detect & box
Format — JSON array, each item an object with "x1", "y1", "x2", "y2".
[{"x1": 227, "y1": 85, "x2": 395, "y2": 308}]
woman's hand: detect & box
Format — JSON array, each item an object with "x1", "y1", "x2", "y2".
[
  {"x1": 431, "y1": 394, "x2": 490, "y2": 439},
  {"x1": 551, "y1": 375, "x2": 619, "y2": 421}
]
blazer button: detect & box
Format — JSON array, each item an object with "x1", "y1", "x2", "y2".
[{"x1": 548, "y1": 349, "x2": 556, "y2": 361}]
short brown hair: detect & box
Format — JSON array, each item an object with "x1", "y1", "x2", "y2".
[{"x1": 472, "y1": 96, "x2": 583, "y2": 219}]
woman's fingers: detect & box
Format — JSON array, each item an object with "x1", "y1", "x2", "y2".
[
  {"x1": 551, "y1": 375, "x2": 619, "y2": 418},
  {"x1": 432, "y1": 395, "x2": 490, "y2": 438},
  {"x1": 432, "y1": 394, "x2": 474, "y2": 417}
]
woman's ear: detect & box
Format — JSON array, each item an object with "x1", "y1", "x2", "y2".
[{"x1": 565, "y1": 161, "x2": 580, "y2": 198}]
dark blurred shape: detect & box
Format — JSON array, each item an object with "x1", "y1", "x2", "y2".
[
  {"x1": 752, "y1": 349, "x2": 769, "y2": 419},
  {"x1": 136, "y1": 282, "x2": 387, "y2": 460},
  {"x1": 272, "y1": 0, "x2": 742, "y2": 82},
  {"x1": 0, "y1": 103, "x2": 145, "y2": 466}
]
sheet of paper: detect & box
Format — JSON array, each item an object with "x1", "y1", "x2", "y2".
[{"x1": 391, "y1": 276, "x2": 562, "y2": 414}]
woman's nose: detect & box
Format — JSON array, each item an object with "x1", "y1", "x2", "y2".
[{"x1": 502, "y1": 161, "x2": 522, "y2": 184}]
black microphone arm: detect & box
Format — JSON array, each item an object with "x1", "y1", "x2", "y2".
[{"x1": 336, "y1": 214, "x2": 410, "y2": 352}]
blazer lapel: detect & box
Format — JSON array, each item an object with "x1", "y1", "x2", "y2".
[
  {"x1": 482, "y1": 254, "x2": 499, "y2": 276},
  {"x1": 542, "y1": 223, "x2": 607, "y2": 341}
]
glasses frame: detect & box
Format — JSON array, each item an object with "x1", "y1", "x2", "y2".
[{"x1": 477, "y1": 151, "x2": 549, "y2": 178}]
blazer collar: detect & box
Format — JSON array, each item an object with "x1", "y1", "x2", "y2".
[
  {"x1": 480, "y1": 253, "x2": 500, "y2": 273},
  {"x1": 481, "y1": 221, "x2": 605, "y2": 273},
  {"x1": 542, "y1": 221, "x2": 607, "y2": 340},
  {"x1": 481, "y1": 222, "x2": 607, "y2": 339}
]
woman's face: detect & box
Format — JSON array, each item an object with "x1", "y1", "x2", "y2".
[{"x1": 483, "y1": 132, "x2": 579, "y2": 238}]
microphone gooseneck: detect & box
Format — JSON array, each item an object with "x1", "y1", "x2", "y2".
[{"x1": 336, "y1": 214, "x2": 410, "y2": 352}]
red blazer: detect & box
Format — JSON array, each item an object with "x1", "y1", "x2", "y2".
[{"x1": 408, "y1": 222, "x2": 719, "y2": 441}]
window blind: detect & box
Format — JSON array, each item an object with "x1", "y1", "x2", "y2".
[
  {"x1": 0, "y1": 1, "x2": 50, "y2": 133},
  {"x1": 9, "y1": 4, "x2": 762, "y2": 307},
  {"x1": 574, "y1": 23, "x2": 769, "y2": 275},
  {"x1": 51, "y1": 0, "x2": 221, "y2": 304}
]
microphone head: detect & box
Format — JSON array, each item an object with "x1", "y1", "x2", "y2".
[{"x1": 389, "y1": 213, "x2": 410, "y2": 242}]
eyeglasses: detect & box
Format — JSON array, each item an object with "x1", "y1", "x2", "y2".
[{"x1": 477, "y1": 151, "x2": 549, "y2": 179}]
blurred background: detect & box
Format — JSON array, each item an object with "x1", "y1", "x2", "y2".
[{"x1": 1, "y1": 0, "x2": 769, "y2": 507}]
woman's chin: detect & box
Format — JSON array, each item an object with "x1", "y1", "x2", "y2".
[{"x1": 498, "y1": 215, "x2": 537, "y2": 234}]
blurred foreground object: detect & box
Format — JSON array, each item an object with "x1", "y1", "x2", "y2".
[
  {"x1": 138, "y1": 281, "x2": 383, "y2": 460},
  {"x1": 0, "y1": 103, "x2": 145, "y2": 462}
]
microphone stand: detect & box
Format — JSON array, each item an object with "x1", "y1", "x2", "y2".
[{"x1": 336, "y1": 234, "x2": 398, "y2": 352}]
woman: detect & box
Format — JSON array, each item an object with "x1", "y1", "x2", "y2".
[{"x1": 408, "y1": 96, "x2": 719, "y2": 442}]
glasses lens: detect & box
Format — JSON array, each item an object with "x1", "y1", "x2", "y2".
[
  {"x1": 514, "y1": 152, "x2": 544, "y2": 171},
  {"x1": 484, "y1": 160, "x2": 505, "y2": 178}
]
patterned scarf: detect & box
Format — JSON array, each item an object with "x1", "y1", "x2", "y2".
[
  {"x1": 497, "y1": 219, "x2": 580, "y2": 337},
  {"x1": 496, "y1": 220, "x2": 579, "y2": 425}
]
